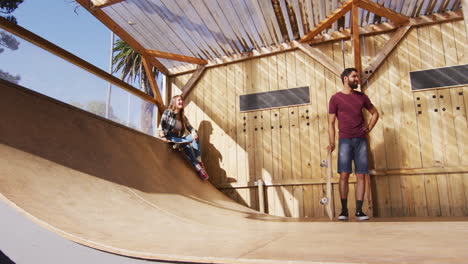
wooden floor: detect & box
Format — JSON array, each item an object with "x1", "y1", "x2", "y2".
[{"x1": 0, "y1": 79, "x2": 467, "y2": 264}]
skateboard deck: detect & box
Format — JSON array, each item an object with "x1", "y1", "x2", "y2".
[
  {"x1": 164, "y1": 140, "x2": 209, "y2": 181},
  {"x1": 320, "y1": 151, "x2": 334, "y2": 220},
  {"x1": 164, "y1": 140, "x2": 191, "y2": 151}
]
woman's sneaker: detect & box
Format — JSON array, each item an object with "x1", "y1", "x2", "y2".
[
  {"x1": 195, "y1": 163, "x2": 209, "y2": 181},
  {"x1": 338, "y1": 210, "x2": 348, "y2": 221},
  {"x1": 355, "y1": 211, "x2": 369, "y2": 221},
  {"x1": 198, "y1": 168, "x2": 209, "y2": 180},
  {"x1": 198, "y1": 161, "x2": 206, "y2": 171}
]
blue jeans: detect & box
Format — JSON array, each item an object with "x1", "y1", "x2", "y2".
[
  {"x1": 166, "y1": 133, "x2": 201, "y2": 167},
  {"x1": 337, "y1": 138, "x2": 368, "y2": 174}
]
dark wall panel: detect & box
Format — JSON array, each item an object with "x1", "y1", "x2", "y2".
[
  {"x1": 240, "y1": 86, "x2": 310, "y2": 112},
  {"x1": 410, "y1": 64, "x2": 468, "y2": 91}
]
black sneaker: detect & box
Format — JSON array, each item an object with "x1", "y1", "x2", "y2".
[
  {"x1": 355, "y1": 211, "x2": 369, "y2": 221},
  {"x1": 338, "y1": 211, "x2": 348, "y2": 221}
]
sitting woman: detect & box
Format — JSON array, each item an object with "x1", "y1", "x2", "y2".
[{"x1": 158, "y1": 95, "x2": 208, "y2": 180}]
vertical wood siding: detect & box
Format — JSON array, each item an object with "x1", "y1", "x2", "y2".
[{"x1": 171, "y1": 20, "x2": 468, "y2": 218}]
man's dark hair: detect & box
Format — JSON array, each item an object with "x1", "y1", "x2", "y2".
[{"x1": 341, "y1": 68, "x2": 358, "y2": 84}]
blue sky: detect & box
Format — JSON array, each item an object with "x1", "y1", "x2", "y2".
[
  {"x1": 13, "y1": 1, "x2": 111, "y2": 69},
  {"x1": 1, "y1": 1, "x2": 153, "y2": 128}
]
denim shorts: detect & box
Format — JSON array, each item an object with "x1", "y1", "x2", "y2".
[
  {"x1": 337, "y1": 138, "x2": 368, "y2": 174},
  {"x1": 166, "y1": 133, "x2": 200, "y2": 167}
]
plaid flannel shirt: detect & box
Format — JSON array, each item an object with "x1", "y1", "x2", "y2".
[{"x1": 158, "y1": 109, "x2": 194, "y2": 137}]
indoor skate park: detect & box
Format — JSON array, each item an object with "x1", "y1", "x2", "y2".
[{"x1": 1, "y1": 0, "x2": 468, "y2": 263}]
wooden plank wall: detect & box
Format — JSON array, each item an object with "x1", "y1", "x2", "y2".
[
  {"x1": 171, "y1": 20, "x2": 468, "y2": 218},
  {"x1": 364, "y1": 20, "x2": 468, "y2": 217}
]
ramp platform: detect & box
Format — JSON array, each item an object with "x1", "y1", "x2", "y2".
[{"x1": 0, "y1": 79, "x2": 467, "y2": 264}]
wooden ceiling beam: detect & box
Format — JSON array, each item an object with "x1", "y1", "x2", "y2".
[
  {"x1": 463, "y1": 0, "x2": 468, "y2": 36},
  {"x1": 361, "y1": 24, "x2": 412, "y2": 84},
  {"x1": 171, "y1": 43, "x2": 298, "y2": 76},
  {"x1": 168, "y1": 11, "x2": 462, "y2": 76},
  {"x1": 76, "y1": 0, "x2": 169, "y2": 76},
  {"x1": 0, "y1": 16, "x2": 157, "y2": 105},
  {"x1": 351, "y1": 4, "x2": 361, "y2": 75},
  {"x1": 295, "y1": 42, "x2": 342, "y2": 77},
  {"x1": 279, "y1": 0, "x2": 295, "y2": 41},
  {"x1": 300, "y1": 0, "x2": 353, "y2": 43},
  {"x1": 304, "y1": 10, "x2": 462, "y2": 45},
  {"x1": 91, "y1": 0, "x2": 126, "y2": 8},
  {"x1": 356, "y1": 0, "x2": 409, "y2": 25},
  {"x1": 146, "y1": 49, "x2": 208, "y2": 65},
  {"x1": 141, "y1": 56, "x2": 165, "y2": 115},
  {"x1": 181, "y1": 65, "x2": 207, "y2": 99},
  {"x1": 291, "y1": 0, "x2": 305, "y2": 37}
]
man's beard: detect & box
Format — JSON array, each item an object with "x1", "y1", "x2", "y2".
[{"x1": 348, "y1": 81, "x2": 358, "y2": 89}]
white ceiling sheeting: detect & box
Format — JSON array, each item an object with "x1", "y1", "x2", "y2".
[{"x1": 100, "y1": 0, "x2": 463, "y2": 71}]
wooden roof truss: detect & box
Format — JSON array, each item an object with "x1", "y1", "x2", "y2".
[
  {"x1": 1, "y1": 0, "x2": 463, "y2": 124},
  {"x1": 300, "y1": 0, "x2": 410, "y2": 75},
  {"x1": 79, "y1": 0, "x2": 463, "y2": 77}
]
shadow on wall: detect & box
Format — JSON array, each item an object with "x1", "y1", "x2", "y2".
[
  {"x1": 0, "y1": 250, "x2": 15, "y2": 264},
  {"x1": 198, "y1": 120, "x2": 255, "y2": 208},
  {"x1": 196, "y1": 117, "x2": 386, "y2": 217},
  {"x1": 193, "y1": 108, "x2": 401, "y2": 217},
  {"x1": 198, "y1": 120, "x2": 226, "y2": 182},
  {"x1": 369, "y1": 126, "x2": 408, "y2": 217}
]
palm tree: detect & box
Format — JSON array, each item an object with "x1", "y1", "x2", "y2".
[
  {"x1": 112, "y1": 39, "x2": 159, "y2": 135},
  {"x1": 0, "y1": 0, "x2": 24, "y2": 23}
]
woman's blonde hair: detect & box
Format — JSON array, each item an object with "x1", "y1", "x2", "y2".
[
  {"x1": 168, "y1": 95, "x2": 186, "y2": 134},
  {"x1": 168, "y1": 95, "x2": 184, "y2": 112}
]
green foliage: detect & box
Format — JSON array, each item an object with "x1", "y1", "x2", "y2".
[
  {"x1": 2, "y1": 15, "x2": 16, "y2": 23},
  {"x1": 69, "y1": 100, "x2": 120, "y2": 123},
  {"x1": 0, "y1": 0, "x2": 22, "y2": 84},
  {"x1": 68, "y1": 101, "x2": 84, "y2": 109},
  {"x1": 86, "y1": 100, "x2": 120, "y2": 122},
  {"x1": 0, "y1": 0, "x2": 23, "y2": 23},
  {"x1": 0, "y1": 69, "x2": 19, "y2": 83},
  {"x1": 112, "y1": 39, "x2": 142, "y2": 84},
  {"x1": 0, "y1": 31, "x2": 21, "y2": 83},
  {"x1": 112, "y1": 39, "x2": 160, "y2": 134},
  {"x1": 0, "y1": 0, "x2": 23, "y2": 13},
  {"x1": 0, "y1": 31, "x2": 19, "y2": 52},
  {"x1": 86, "y1": 100, "x2": 108, "y2": 117},
  {"x1": 112, "y1": 39, "x2": 159, "y2": 95}
]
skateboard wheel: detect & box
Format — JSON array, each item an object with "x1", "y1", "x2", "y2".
[
  {"x1": 320, "y1": 160, "x2": 328, "y2": 167},
  {"x1": 320, "y1": 197, "x2": 328, "y2": 205},
  {"x1": 172, "y1": 144, "x2": 183, "y2": 151}
]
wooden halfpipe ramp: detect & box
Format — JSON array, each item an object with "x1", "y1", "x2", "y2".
[{"x1": 0, "y1": 79, "x2": 467, "y2": 264}]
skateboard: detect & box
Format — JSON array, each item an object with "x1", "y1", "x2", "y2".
[
  {"x1": 164, "y1": 140, "x2": 191, "y2": 151},
  {"x1": 320, "y1": 151, "x2": 334, "y2": 220},
  {"x1": 162, "y1": 139, "x2": 209, "y2": 180}
]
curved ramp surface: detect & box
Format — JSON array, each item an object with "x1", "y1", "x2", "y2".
[
  {"x1": 0, "y1": 200, "x2": 162, "y2": 264},
  {"x1": 1, "y1": 79, "x2": 468, "y2": 264}
]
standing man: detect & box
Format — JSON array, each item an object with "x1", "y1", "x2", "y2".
[{"x1": 327, "y1": 68, "x2": 379, "y2": 221}]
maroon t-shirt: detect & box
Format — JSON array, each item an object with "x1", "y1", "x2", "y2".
[{"x1": 328, "y1": 91, "x2": 374, "y2": 139}]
